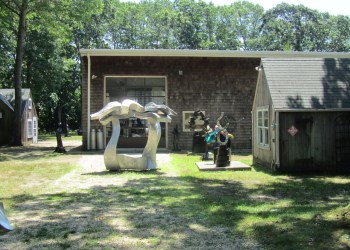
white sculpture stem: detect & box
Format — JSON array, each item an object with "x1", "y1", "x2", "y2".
[
  {"x1": 142, "y1": 119, "x2": 161, "y2": 170},
  {"x1": 104, "y1": 118, "x2": 120, "y2": 169}
]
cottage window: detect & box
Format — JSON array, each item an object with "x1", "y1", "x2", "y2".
[
  {"x1": 257, "y1": 108, "x2": 269, "y2": 147},
  {"x1": 27, "y1": 119, "x2": 33, "y2": 138},
  {"x1": 28, "y1": 98, "x2": 32, "y2": 110}
]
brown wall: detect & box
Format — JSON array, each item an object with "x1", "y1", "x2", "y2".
[
  {"x1": 0, "y1": 103, "x2": 13, "y2": 146},
  {"x1": 82, "y1": 56, "x2": 259, "y2": 151}
]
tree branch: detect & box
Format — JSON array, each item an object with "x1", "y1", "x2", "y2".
[{"x1": 0, "y1": 0, "x2": 20, "y2": 16}]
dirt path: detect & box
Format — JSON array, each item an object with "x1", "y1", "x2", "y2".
[{"x1": 51, "y1": 153, "x2": 172, "y2": 191}]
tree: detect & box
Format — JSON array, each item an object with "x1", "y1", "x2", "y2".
[
  {"x1": 173, "y1": 0, "x2": 206, "y2": 49},
  {"x1": 259, "y1": 3, "x2": 328, "y2": 51},
  {"x1": 230, "y1": 1, "x2": 264, "y2": 50},
  {"x1": 0, "y1": 0, "x2": 28, "y2": 145},
  {"x1": 0, "y1": 0, "x2": 56, "y2": 145},
  {"x1": 0, "y1": 4, "x2": 16, "y2": 88},
  {"x1": 327, "y1": 15, "x2": 350, "y2": 52}
]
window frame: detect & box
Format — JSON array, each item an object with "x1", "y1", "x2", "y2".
[
  {"x1": 257, "y1": 106, "x2": 269, "y2": 148},
  {"x1": 27, "y1": 119, "x2": 33, "y2": 139},
  {"x1": 28, "y1": 98, "x2": 32, "y2": 110}
]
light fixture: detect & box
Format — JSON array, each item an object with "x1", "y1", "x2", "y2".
[
  {"x1": 92, "y1": 75, "x2": 98, "y2": 79},
  {"x1": 178, "y1": 70, "x2": 183, "y2": 76},
  {"x1": 255, "y1": 65, "x2": 262, "y2": 71}
]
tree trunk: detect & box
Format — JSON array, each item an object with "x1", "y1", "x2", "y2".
[
  {"x1": 54, "y1": 104, "x2": 66, "y2": 153},
  {"x1": 12, "y1": 1, "x2": 28, "y2": 146}
]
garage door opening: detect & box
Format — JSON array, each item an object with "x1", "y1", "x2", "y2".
[{"x1": 105, "y1": 77, "x2": 167, "y2": 148}]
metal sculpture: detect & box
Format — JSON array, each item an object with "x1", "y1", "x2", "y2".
[
  {"x1": 188, "y1": 110, "x2": 210, "y2": 154},
  {"x1": 0, "y1": 202, "x2": 13, "y2": 234},
  {"x1": 205, "y1": 112, "x2": 233, "y2": 167},
  {"x1": 91, "y1": 100, "x2": 176, "y2": 171}
]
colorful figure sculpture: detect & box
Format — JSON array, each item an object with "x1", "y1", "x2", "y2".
[
  {"x1": 188, "y1": 110, "x2": 210, "y2": 154},
  {"x1": 91, "y1": 100, "x2": 176, "y2": 171},
  {"x1": 205, "y1": 112, "x2": 233, "y2": 167}
]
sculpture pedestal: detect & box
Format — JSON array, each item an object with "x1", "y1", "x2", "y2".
[{"x1": 192, "y1": 132, "x2": 206, "y2": 153}]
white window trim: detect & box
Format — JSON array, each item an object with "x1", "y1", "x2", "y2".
[
  {"x1": 28, "y1": 98, "x2": 32, "y2": 110},
  {"x1": 182, "y1": 111, "x2": 205, "y2": 132},
  {"x1": 257, "y1": 106, "x2": 269, "y2": 149},
  {"x1": 27, "y1": 119, "x2": 33, "y2": 139}
]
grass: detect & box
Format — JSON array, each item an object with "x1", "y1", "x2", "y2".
[
  {"x1": 0, "y1": 149, "x2": 349, "y2": 249},
  {"x1": 38, "y1": 132, "x2": 82, "y2": 142},
  {"x1": 0, "y1": 151, "x2": 78, "y2": 211},
  {"x1": 167, "y1": 154, "x2": 350, "y2": 249}
]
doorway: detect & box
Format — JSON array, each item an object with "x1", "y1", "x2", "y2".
[{"x1": 335, "y1": 113, "x2": 350, "y2": 168}]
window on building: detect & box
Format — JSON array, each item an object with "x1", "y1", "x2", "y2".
[
  {"x1": 33, "y1": 118, "x2": 37, "y2": 138},
  {"x1": 27, "y1": 119, "x2": 33, "y2": 138},
  {"x1": 105, "y1": 77, "x2": 166, "y2": 148},
  {"x1": 28, "y1": 98, "x2": 32, "y2": 110},
  {"x1": 257, "y1": 107, "x2": 269, "y2": 147}
]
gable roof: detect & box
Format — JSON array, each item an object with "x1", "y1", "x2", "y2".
[
  {"x1": 262, "y1": 58, "x2": 350, "y2": 110},
  {"x1": 0, "y1": 89, "x2": 32, "y2": 113},
  {"x1": 0, "y1": 93, "x2": 14, "y2": 111}
]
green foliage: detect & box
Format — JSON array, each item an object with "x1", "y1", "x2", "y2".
[
  {"x1": 259, "y1": 3, "x2": 349, "y2": 52},
  {"x1": 0, "y1": 4, "x2": 16, "y2": 87}
]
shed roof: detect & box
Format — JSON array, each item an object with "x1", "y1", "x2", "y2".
[{"x1": 262, "y1": 58, "x2": 350, "y2": 110}]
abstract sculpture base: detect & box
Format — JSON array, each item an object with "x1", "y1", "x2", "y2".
[
  {"x1": 105, "y1": 154, "x2": 157, "y2": 171},
  {"x1": 213, "y1": 145, "x2": 231, "y2": 167}
]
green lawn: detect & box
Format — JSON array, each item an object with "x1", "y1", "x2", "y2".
[
  {"x1": 38, "y1": 132, "x2": 82, "y2": 142},
  {"x1": 0, "y1": 151, "x2": 349, "y2": 249},
  {"x1": 167, "y1": 154, "x2": 350, "y2": 249}
]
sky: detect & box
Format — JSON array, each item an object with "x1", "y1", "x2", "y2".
[{"x1": 206, "y1": 0, "x2": 350, "y2": 16}]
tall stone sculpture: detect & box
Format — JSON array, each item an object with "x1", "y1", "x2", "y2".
[{"x1": 91, "y1": 100, "x2": 176, "y2": 171}]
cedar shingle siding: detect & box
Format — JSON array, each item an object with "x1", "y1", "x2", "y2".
[{"x1": 81, "y1": 56, "x2": 260, "y2": 150}]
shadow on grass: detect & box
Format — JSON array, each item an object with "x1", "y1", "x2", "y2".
[
  {"x1": 1, "y1": 168, "x2": 349, "y2": 249},
  {"x1": 1, "y1": 176, "x2": 252, "y2": 249},
  {"x1": 0, "y1": 144, "x2": 85, "y2": 162},
  {"x1": 82, "y1": 169, "x2": 165, "y2": 176}
]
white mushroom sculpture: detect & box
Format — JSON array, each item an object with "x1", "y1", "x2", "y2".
[{"x1": 91, "y1": 100, "x2": 176, "y2": 171}]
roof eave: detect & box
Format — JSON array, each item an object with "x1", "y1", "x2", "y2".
[
  {"x1": 275, "y1": 108, "x2": 350, "y2": 112},
  {"x1": 80, "y1": 49, "x2": 350, "y2": 58}
]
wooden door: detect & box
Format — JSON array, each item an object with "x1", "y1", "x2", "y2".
[
  {"x1": 279, "y1": 113, "x2": 313, "y2": 170},
  {"x1": 335, "y1": 114, "x2": 350, "y2": 169}
]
